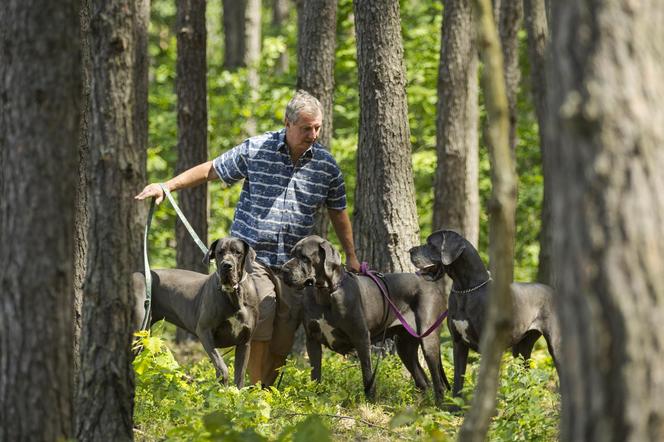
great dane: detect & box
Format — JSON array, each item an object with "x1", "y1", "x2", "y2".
[
  {"x1": 133, "y1": 237, "x2": 259, "y2": 388},
  {"x1": 281, "y1": 235, "x2": 450, "y2": 405},
  {"x1": 409, "y1": 229, "x2": 560, "y2": 396}
]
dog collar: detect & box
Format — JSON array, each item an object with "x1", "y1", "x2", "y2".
[
  {"x1": 450, "y1": 276, "x2": 492, "y2": 295},
  {"x1": 316, "y1": 270, "x2": 350, "y2": 293}
]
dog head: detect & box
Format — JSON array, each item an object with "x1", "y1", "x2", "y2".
[
  {"x1": 281, "y1": 235, "x2": 342, "y2": 289},
  {"x1": 203, "y1": 237, "x2": 256, "y2": 289},
  {"x1": 409, "y1": 229, "x2": 466, "y2": 281}
]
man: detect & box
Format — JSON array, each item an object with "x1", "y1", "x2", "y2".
[{"x1": 135, "y1": 90, "x2": 360, "y2": 385}]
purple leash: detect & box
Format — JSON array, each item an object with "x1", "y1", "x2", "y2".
[{"x1": 359, "y1": 262, "x2": 448, "y2": 338}]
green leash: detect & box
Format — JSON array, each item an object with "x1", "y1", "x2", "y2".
[{"x1": 139, "y1": 183, "x2": 209, "y2": 331}]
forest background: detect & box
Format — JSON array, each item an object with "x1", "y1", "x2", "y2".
[{"x1": 134, "y1": 0, "x2": 557, "y2": 440}]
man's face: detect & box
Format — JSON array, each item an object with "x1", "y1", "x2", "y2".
[{"x1": 285, "y1": 111, "x2": 322, "y2": 153}]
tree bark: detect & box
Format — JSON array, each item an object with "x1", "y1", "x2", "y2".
[
  {"x1": 75, "y1": 0, "x2": 92, "y2": 405},
  {"x1": 523, "y1": 0, "x2": 552, "y2": 285},
  {"x1": 433, "y1": 0, "x2": 480, "y2": 249},
  {"x1": 0, "y1": 1, "x2": 80, "y2": 439},
  {"x1": 352, "y1": 0, "x2": 420, "y2": 272},
  {"x1": 297, "y1": 0, "x2": 337, "y2": 238},
  {"x1": 273, "y1": 0, "x2": 290, "y2": 74},
  {"x1": 497, "y1": 0, "x2": 523, "y2": 152},
  {"x1": 548, "y1": 1, "x2": 664, "y2": 440},
  {"x1": 459, "y1": 0, "x2": 516, "y2": 440},
  {"x1": 175, "y1": 0, "x2": 208, "y2": 344},
  {"x1": 244, "y1": 0, "x2": 261, "y2": 135},
  {"x1": 222, "y1": 0, "x2": 246, "y2": 70},
  {"x1": 76, "y1": 0, "x2": 149, "y2": 439}
]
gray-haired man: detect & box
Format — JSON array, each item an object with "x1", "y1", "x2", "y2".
[{"x1": 136, "y1": 90, "x2": 360, "y2": 385}]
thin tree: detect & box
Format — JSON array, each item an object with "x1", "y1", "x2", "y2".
[
  {"x1": 297, "y1": 0, "x2": 337, "y2": 238},
  {"x1": 0, "y1": 1, "x2": 81, "y2": 439},
  {"x1": 175, "y1": 0, "x2": 209, "y2": 343},
  {"x1": 497, "y1": 0, "x2": 523, "y2": 152},
  {"x1": 76, "y1": 0, "x2": 149, "y2": 439},
  {"x1": 244, "y1": 0, "x2": 261, "y2": 135},
  {"x1": 273, "y1": 0, "x2": 290, "y2": 74},
  {"x1": 548, "y1": 1, "x2": 664, "y2": 440},
  {"x1": 352, "y1": 0, "x2": 420, "y2": 272},
  {"x1": 222, "y1": 0, "x2": 246, "y2": 69},
  {"x1": 458, "y1": 0, "x2": 516, "y2": 439},
  {"x1": 523, "y1": 0, "x2": 552, "y2": 285},
  {"x1": 433, "y1": 0, "x2": 480, "y2": 249}
]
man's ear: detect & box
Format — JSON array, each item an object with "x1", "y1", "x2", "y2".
[
  {"x1": 439, "y1": 230, "x2": 465, "y2": 265},
  {"x1": 241, "y1": 240, "x2": 256, "y2": 275},
  {"x1": 320, "y1": 240, "x2": 342, "y2": 280},
  {"x1": 203, "y1": 239, "x2": 220, "y2": 265}
]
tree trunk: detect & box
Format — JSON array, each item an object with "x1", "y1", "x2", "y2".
[
  {"x1": 76, "y1": 0, "x2": 149, "y2": 439},
  {"x1": 352, "y1": 0, "x2": 420, "y2": 273},
  {"x1": 459, "y1": 0, "x2": 516, "y2": 440},
  {"x1": 75, "y1": 0, "x2": 92, "y2": 404},
  {"x1": 272, "y1": 0, "x2": 290, "y2": 74},
  {"x1": 222, "y1": 0, "x2": 246, "y2": 70},
  {"x1": 297, "y1": 0, "x2": 337, "y2": 239},
  {"x1": 175, "y1": 0, "x2": 208, "y2": 344},
  {"x1": 497, "y1": 0, "x2": 523, "y2": 152},
  {"x1": 523, "y1": 0, "x2": 551, "y2": 285},
  {"x1": 548, "y1": 2, "x2": 664, "y2": 440},
  {"x1": 433, "y1": 0, "x2": 480, "y2": 248},
  {"x1": 0, "y1": 1, "x2": 80, "y2": 440},
  {"x1": 244, "y1": 0, "x2": 261, "y2": 135}
]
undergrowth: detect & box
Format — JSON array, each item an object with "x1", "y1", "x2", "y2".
[{"x1": 133, "y1": 324, "x2": 559, "y2": 441}]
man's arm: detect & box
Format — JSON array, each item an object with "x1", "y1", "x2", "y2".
[
  {"x1": 134, "y1": 160, "x2": 218, "y2": 204},
  {"x1": 327, "y1": 208, "x2": 361, "y2": 272}
]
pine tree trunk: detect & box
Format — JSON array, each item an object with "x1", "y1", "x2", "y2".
[
  {"x1": 497, "y1": 0, "x2": 523, "y2": 153},
  {"x1": 222, "y1": 0, "x2": 246, "y2": 69},
  {"x1": 176, "y1": 0, "x2": 208, "y2": 275},
  {"x1": 352, "y1": 0, "x2": 420, "y2": 272},
  {"x1": 548, "y1": 1, "x2": 664, "y2": 440},
  {"x1": 459, "y1": 0, "x2": 516, "y2": 439},
  {"x1": 76, "y1": 0, "x2": 149, "y2": 439},
  {"x1": 244, "y1": 0, "x2": 261, "y2": 135},
  {"x1": 175, "y1": 0, "x2": 208, "y2": 344},
  {"x1": 297, "y1": 0, "x2": 337, "y2": 238},
  {"x1": 433, "y1": 0, "x2": 480, "y2": 248},
  {"x1": 0, "y1": 1, "x2": 81, "y2": 439},
  {"x1": 523, "y1": 0, "x2": 551, "y2": 285},
  {"x1": 272, "y1": 0, "x2": 290, "y2": 74}
]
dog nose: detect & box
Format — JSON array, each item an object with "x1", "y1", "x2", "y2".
[{"x1": 221, "y1": 261, "x2": 232, "y2": 271}]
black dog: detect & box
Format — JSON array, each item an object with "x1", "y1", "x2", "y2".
[
  {"x1": 281, "y1": 235, "x2": 450, "y2": 405},
  {"x1": 409, "y1": 229, "x2": 560, "y2": 396},
  {"x1": 133, "y1": 237, "x2": 259, "y2": 387}
]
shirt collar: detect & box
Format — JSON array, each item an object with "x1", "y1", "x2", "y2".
[{"x1": 276, "y1": 128, "x2": 315, "y2": 163}]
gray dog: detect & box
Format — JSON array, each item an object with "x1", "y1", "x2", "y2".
[
  {"x1": 133, "y1": 237, "x2": 259, "y2": 388},
  {"x1": 281, "y1": 235, "x2": 450, "y2": 405},
  {"x1": 409, "y1": 229, "x2": 560, "y2": 396}
]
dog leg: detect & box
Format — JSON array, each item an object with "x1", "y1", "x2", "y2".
[
  {"x1": 512, "y1": 329, "x2": 541, "y2": 363},
  {"x1": 452, "y1": 339, "x2": 469, "y2": 397},
  {"x1": 421, "y1": 333, "x2": 449, "y2": 406},
  {"x1": 305, "y1": 334, "x2": 323, "y2": 382},
  {"x1": 233, "y1": 341, "x2": 250, "y2": 388},
  {"x1": 198, "y1": 329, "x2": 229, "y2": 385},
  {"x1": 353, "y1": 334, "x2": 376, "y2": 400},
  {"x1": 395, "y1": 335, "x2": 430, "y2": 391}
]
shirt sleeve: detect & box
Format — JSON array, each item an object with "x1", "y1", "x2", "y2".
[
  {"x1": 325, "y1": 170, "x2": 347, "y2": 210},
  {"x1": 212, "y1": 140, "x2": 249, "y2": 187}
]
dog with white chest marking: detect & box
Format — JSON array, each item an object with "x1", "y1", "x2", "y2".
[
  {"x1": 409, "y1": 229, "x2": 560, "y2": 396},
  {"x1": 282, "y1": 235, "x2": 451, "y2": 406}
]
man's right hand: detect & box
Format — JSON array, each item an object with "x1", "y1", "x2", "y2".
[{"x1": 135, "y1": 183, "x2": 167, "y2": 204}]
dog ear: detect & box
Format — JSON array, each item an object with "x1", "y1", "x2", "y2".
[
  {"x1": 203, "y1": 239, "x2": 220, "y2": 265},
  {"x1": 439, "y1": 231, "x2": 465, "y2": 265},
  {"x1": 241, "y1": 240, "x2": 256, "y2": 274},
  {"x1": 320, "y1": 240, "x2": 342, "y2": 280}
]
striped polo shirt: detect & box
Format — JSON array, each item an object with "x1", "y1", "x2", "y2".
[{"x1": 213, "y1": 129, "x2": 347, "y2": 268}]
